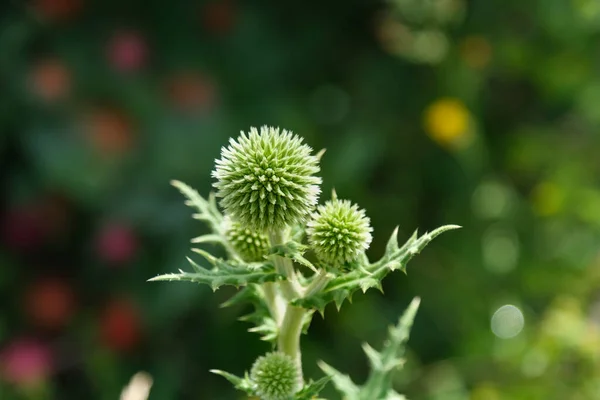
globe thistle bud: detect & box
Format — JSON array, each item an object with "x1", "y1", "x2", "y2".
[
  {"x1": 307, "y1": 197, "x2": 373, "y2": 267},
  {"x1": 250, "y1": 352, "x2": 300, "y2": 400},
  {"x1": 212, "y1": 126, "x2": 322, "y2": 232},
  {"x1": 224, "y1": 217, "x2": 270, "y2": 262}
]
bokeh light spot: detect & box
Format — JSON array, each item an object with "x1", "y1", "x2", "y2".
[
  {"x1": 521, "y1": 349, "x2": 549, "y2": 377},
  {"x1": 482, "y1": 225, "x2": 519, "y2": 274},
  {"x1": 491, "y1": 304, "x2": 525, "y2": 339},
  {"x1": 472, "y1": 180, "x2": 513, "y2": 220}
]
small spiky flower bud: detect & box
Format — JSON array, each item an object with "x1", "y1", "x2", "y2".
[
  {"x1": 224, "y1": 217, "x2": 270, "y2": 262},
  {"x1": 212, "y1": 126, "x2": 322, "y2": 232},
  {"x1": 307, "y1": 195, "x2": 373, "y2": 267},
  {"x1": 250, "y1": 352, "x2": 300, "y2": 400}
]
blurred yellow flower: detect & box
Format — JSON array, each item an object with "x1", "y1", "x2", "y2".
[
  {"x1": 530, "y1": 182, "x2": 564, "y2": 216},
  {"x1": 424, "y1": 98, "x2": 471, "y2": 148}
]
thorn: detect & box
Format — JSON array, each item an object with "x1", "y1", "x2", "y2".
[{"x1": 316, "y1": 148, "x2": 327, "y2": 161}]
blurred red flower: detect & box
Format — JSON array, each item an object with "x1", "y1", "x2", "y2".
[
  {"x1": 201, "y1": 1, "x2": 236, "y2": 35},
  {"x1": 100, "y1": 299, "x2": 141, "y2": 352},
  {"x1": 107, "y1": 31, "x2": 147, "y2": 72},
  {"x1": 28, "y1": 58, "x2": 71, "y2": 103},
  {"x1": 166, "y1": 72, "x2": 216, "y2": 113},
  {"x1": 33, "y1": 0, "x2": 83, "y2": 22},
  {"x1": 95, "y1": 223, "x2": 138, "y2": 265},
  {"x1": 83, "y1": 108, "x2": 135, "y2": 155},
  {"x1": 0, "y1": 338, "x2": 53, "y2": 387},
  {"x1": 25, "y1": 277, "x2": 75, "y2": 330}
]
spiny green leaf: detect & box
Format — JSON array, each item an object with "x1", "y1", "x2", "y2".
[
  {"x1": 321, "y1": 298, "x2": 420, "y2": 400},
  {"x1": 148, "y1": 258, "x2": 280, "y2": 291},
  {"x1": 360, "y1": 297, "x2": 420, "y2": 399},
  {"x1": 269, "y1": 240, "x2": 318, "y2": 273},
  {"x1": 191, "y1": 234, "x2": 223, "y2": 244},
  {"x1": 247, "y1": 317, "x2": 278, "y2": 342},
  {"x1": 318, "y1": 361, "x2": 359, "y2": 398},
  {"x1": 294, "y1": 376, "x2": 332, "y2": 400},
  {"x1": 171, "y1": 180, "x2": 222, "y2": 232},
  {"x1": 191, "y1": 248, "x2": 218, "y2": 266},
  {"x1": 385, "y1": 227, "x2": 400, "y2": 254},
  {"x1": 210, "y1": 370, "x2": 256, "y2": 395},
  {"x1": 222, "y1": 285, "x2": 279, "y2": 344},
  {"x1": 294, "y1": 225, "x2": 459, "y2": 312}
]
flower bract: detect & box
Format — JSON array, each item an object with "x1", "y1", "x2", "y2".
[{"x1": 224, "y1": 218, "x2": 270, "y2": 262}]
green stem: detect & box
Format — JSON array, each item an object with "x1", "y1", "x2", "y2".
[
  {"x1": 268, "y1": 230, "x2": 301, "y2": 299},
  {"x1": 278, "y1": 305, "x2": 306, "y2": 385},
  {"x1": 304, "y1": 270, "x2": 331, "y2": 298},
  {"x1": 262, "y1": 282, "x2": 285, "y2": 325}
]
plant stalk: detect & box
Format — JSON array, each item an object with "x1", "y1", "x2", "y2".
[
  {"x1": 268, "y1": 230, "x2": 301, "y2": 299},
  {"x1": 278, "y1": 304, "x2": 306, "y2": 385}
]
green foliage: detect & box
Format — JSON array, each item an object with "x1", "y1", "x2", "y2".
[
  {"x1": 294, "y1": 225, "x2": 460, "y2": 314},
  {"x1": 147, "y1": 254, "x2": 280, "y2": 291},
  {"x1": 319, "y1": 297, "x2": 420, "y2": 400},
  {"x1": 151, "y1": 127, "x2": 457, "y2": 399},
  {"x1": 4, "y1": 0, "x2": 600, "y2": 398}
]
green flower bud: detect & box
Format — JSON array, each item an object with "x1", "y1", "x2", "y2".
[
  {"x1": 212, "y1": 126, "x2": 322, "y2": 232},
  {"x1": 307, "y1": 196, "x2": 373, "y2": 266},
  {"x1": 250, "y1": 352, "x2": 300, "y2": 400},
  {"x1": 224, "y1": 217, "x2": 270, "y2": 262}
]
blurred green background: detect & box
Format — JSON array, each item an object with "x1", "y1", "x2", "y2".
[{"x1": 2, "y1": 0, "x2": 600, "y2": 399}]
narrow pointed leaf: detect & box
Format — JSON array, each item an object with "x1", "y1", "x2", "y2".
[
  {"x1": 318, "y1": 361, "x2": 359, "y2": 398},
  {"x1": 294, "y1": 376, "x2": 332, "y2": 400}
]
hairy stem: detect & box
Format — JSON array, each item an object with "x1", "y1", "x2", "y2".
[{"x1": 278, "y1": 304, "x2": 306, "y2": 385}]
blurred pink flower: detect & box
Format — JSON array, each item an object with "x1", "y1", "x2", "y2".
[
  {"x1": 96, "y1": 223, "x2": 138, "y2": 265},
  {"x1": 107, "y1": 31, "x2": 147, "y2": 72},
  {"x1": 0, "y1": 338, "x2": 53, "y2": 386}
]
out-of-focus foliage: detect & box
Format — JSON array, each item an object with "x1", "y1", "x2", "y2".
[{"x1": 1, "y1": 0, "x2": 600, "y2": 399}]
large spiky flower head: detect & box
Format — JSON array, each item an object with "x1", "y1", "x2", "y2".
[
  {"x1": 307, "y1": 192, "x2": 373, "y2": 267},
  {"x1": 223, "y1": 217, "x2": 270, "y2": 262},
  {"x1": 212, "y1": 126, "x2": 322, "y2": 232},
  {"x1": 250, "y1": 352, "x2": 300, "y2": 400}
]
